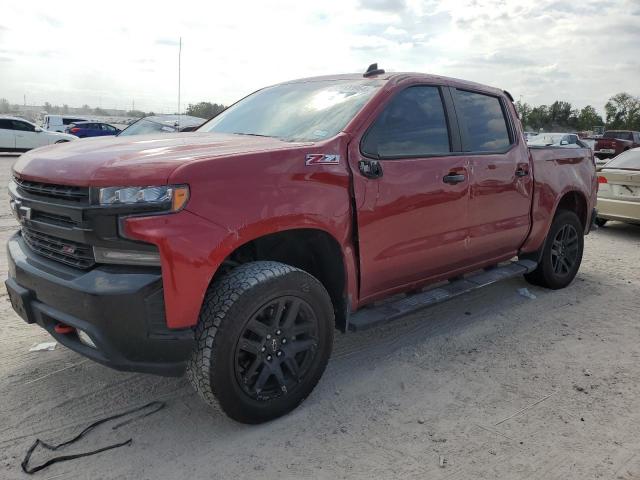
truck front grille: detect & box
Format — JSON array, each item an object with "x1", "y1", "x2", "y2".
[
  {"x1": 14, "y1": 177, "x2": 90, "y2": 203},
  {"x1": 21, "y1": 227, "x2": 95, "y2": 269}
]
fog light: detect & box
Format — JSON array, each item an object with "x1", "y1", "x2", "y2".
[
  {"x1": 77, "y1": 329, "x2": 97, "y2": 349},
  {"x1": 93, "y1": 246, "x2": 161, "y2": 266}
]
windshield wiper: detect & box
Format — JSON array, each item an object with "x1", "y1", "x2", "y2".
[{"x1": 231, "y1": 132, "x2": 279, "y2": 139}]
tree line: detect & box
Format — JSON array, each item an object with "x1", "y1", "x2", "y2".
[
  {"x1": 0, "y1": 98, "x2": 156, "y2": 117},
  {"x1": 516, "y1": 92, "x2": 640, "y2": 132},
  {"x1": 185, "y1": 102, "x2": 226, "y2": 119},
  {"x1": 0, "y1": 99, "x2": 226, "y2": 119}
]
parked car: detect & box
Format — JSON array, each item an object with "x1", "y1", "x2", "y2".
[
  {"x1": 7, "y1": 67, "x2": 596, "y2": 424},
  {"x1": 117, "y1": 115, "x2": 205, "y2": 136},
  {"x1": 65, "y1": 121, "x2": 121, "y2": 138},
  {"x1": 0, "y1": 116, "x2": 77, "y2": 152},
  {"x1": 527, "y1": 132, "x2": 588, "y2": 148},
  {"x1": 594, "y1": 130, "x2": 640, "y2": 165},
  {"x1": 42, "y1": 115, "x2": 90, "y2": 133},
  {"x1": 595, "y1": 147, "x2": 640, "y2": 227}
]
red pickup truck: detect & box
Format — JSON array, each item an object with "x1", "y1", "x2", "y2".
[
  {"x1": 6, "y1": 66, "x2": 597, "y2": 423},
  {"x1": 594, "y1": 130, "x2": 640, "y2": 163}
]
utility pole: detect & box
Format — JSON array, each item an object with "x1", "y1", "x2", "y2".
[{"x1": 177, "y1": 37, "x2": 182, "y2": 117}]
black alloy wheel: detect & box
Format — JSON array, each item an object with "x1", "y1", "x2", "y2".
[
  {"x1": 524, "y1": 210, "x2": 584, "y2": 290},
  {"x1": 235, "y1": 296, "x2": 319, "y2": 401},
  {"x1": 187, "y1": 261, "x2": 334, "y2": 424},
  {"x1": 549, "y1": 224, "x2": 579, "y2": 277}
]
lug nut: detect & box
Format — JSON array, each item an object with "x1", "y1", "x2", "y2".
[
  {"x1": 281, "y1": 338, "x2": 287, "y2": 344},
  {"x1": 266, "y1": 355, "x2": 272, "y2": 361},
  {"x1": 275, "y1": 329, "x2": 281, "y2": 335},
  {"x1": 266, "y1": 334, "x2": 271, "y2": 339},
  {"x1": 276, "y1": 351, "x2": 283, "y2": 357},
  {"x1": 261, "y1": 346, "x2": 266, "y2": 352}
]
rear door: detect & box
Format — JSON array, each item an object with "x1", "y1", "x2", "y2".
[
  {"x1": 84, "y1": 123, "x2": 99, "y2": 136},
  {"x1": 451, "y1": 88, "x2": 532, "y2": 262},
  {"x1": 349, "y1": 84, "x2": 472, "y2": 300},
  {"x1": 0, "y1": 119, "x2": 16, "y2": 150}
]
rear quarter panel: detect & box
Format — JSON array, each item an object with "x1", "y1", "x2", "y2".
[{"x1": 521, "y1": 147, "x2": 597, "y2": 253}]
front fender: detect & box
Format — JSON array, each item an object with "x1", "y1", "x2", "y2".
[{"x1": 123, "y1": 211, "x2": 359, "y2": 329}]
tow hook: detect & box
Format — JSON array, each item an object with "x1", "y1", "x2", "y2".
[{"x1": 54, "y1": 323, "x2": 75, "y2": 335}]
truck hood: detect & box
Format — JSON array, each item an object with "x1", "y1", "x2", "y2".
[{"x1": 13, "y1": 132, "x2": 309, "y2": 187}]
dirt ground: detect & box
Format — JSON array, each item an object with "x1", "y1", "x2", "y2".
[{"x1": 1, "y1": 154, "x2": 639, "y2": 480}]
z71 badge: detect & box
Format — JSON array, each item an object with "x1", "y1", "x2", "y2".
[{"x1": 305, "y1": 154, "x2": 340, "y2": 166}]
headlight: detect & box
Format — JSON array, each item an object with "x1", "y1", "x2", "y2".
[{"x1": 99, "y1": 185, "x2": 189, "y2": 211}]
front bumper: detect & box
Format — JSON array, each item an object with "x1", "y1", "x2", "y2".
[{"x1": 6, "y1": 233, "x2": 194, "y2": 376}]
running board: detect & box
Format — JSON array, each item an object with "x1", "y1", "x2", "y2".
[{"x1": 348, "y1": 259, "x2": 537, "y2": 332}]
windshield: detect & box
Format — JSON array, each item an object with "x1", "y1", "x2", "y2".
[
  {"x1": 603, "y1": 131, "x2": 633, "y2": 141},
  {"x1": 604, "y1": 149, "x2": 640, "y2": 170},
  {"x1": 198, "y1": 79, "x2": 384, "y2": 142},
  {"x1": 119, "y1": 118, "x2": 176, "y2": 136}
]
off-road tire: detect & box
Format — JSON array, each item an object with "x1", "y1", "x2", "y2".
[
  {"x1": 524, "y1": 210, "x2": 584, "y2": 289},
  {"x1": 186, "y1": 261, "x2": 334, "y2": 424}
]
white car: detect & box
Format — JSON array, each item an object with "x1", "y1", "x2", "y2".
[
  {"x1": 0, "y1": 116, "x2": 77, "y2": 152},
  {"x1": 43, "y1": 114, "x2": 90, "y2": 133}
]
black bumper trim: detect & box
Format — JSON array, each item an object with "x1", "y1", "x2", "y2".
[{"x1": 7, "y1": 233, "x2": 194, "y2": 377}]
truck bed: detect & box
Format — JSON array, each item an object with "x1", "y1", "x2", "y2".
[{"x1": 522, "y1": 146, "x2": 597, "y2": 254}]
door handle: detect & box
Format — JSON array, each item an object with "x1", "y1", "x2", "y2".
[
  {"x1": 443, "y1": 173, "x2": 465, "y2": 185},
  {"x1": 515, "y1": 167, "x2": 529, "y2": 177},
  {"x1": 359, "y1": 160, "x2": 383, "y2": 179}
]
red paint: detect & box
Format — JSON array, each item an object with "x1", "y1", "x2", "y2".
[{"x1": 13, "y1": 72, "x2": 597, "y2": 329}]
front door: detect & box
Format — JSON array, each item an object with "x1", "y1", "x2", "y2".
[
  {"x1": 349, "y1": 85, "x2": 472, "y2": 301},
  {"x1": 12, "y1": 120, "x2": 42, "y2": 150}
]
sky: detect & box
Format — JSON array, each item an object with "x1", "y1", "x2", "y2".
[{"x1": 0, "y1": 0, "x2": 638, "y2": 114}]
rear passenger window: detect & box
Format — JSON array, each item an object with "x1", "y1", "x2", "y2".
[
  {"x1": 455, "y1": 90, "x2": 511, "y2": 152},
  {"x1": 361, "y1": 86, "x2": 450, "y2": 158}
]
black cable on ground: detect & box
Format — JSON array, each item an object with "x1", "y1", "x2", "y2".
[{"x1": 21, "y1": 400, "x2": 165, "y2": 474}]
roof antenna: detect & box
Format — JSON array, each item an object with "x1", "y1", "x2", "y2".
[{"x1": 363, "y1": 63, "x2": 385, "y2": 78}]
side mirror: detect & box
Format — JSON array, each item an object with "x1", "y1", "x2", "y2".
[
  {"x1": 34, "y1": 126, "x2": 43, "y2": 132},
  {"x1": 560, "y1": 140, "x2": 568, "y2": 145}
]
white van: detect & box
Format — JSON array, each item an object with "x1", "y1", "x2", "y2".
[{"x1": 43, "y1": 115, "x2": 90, "y2": 132}]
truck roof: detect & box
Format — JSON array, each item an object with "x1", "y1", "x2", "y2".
[{"x1": 279, "y1": 71, "x2": 506, "y2": 97}]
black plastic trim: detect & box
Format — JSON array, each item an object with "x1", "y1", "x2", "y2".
[{"x1": 7, "y1": 233, "x2": 193, "y2": 376}]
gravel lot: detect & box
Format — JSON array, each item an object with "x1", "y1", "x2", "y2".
[{"x1": 1, "y1": 153, "x2": 639, "y2": 479}]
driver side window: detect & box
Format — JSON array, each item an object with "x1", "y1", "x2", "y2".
[
  {"x1": 11, "y1": 120, "x2": 35, "y2": 132},
  {"x1": 361, "y1": 86, "x2": 451, "y2": 158}
]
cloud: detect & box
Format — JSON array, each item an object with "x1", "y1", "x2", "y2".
[
  {"x1": 155, "y1": 37, "x2": 180, "y2": 47},
  {"x1": 358, "y1": 0, "x2": 406, "y2": 12},
  {"x1": 0, "y1": 0, "x2": 637, "y2": 116}
]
